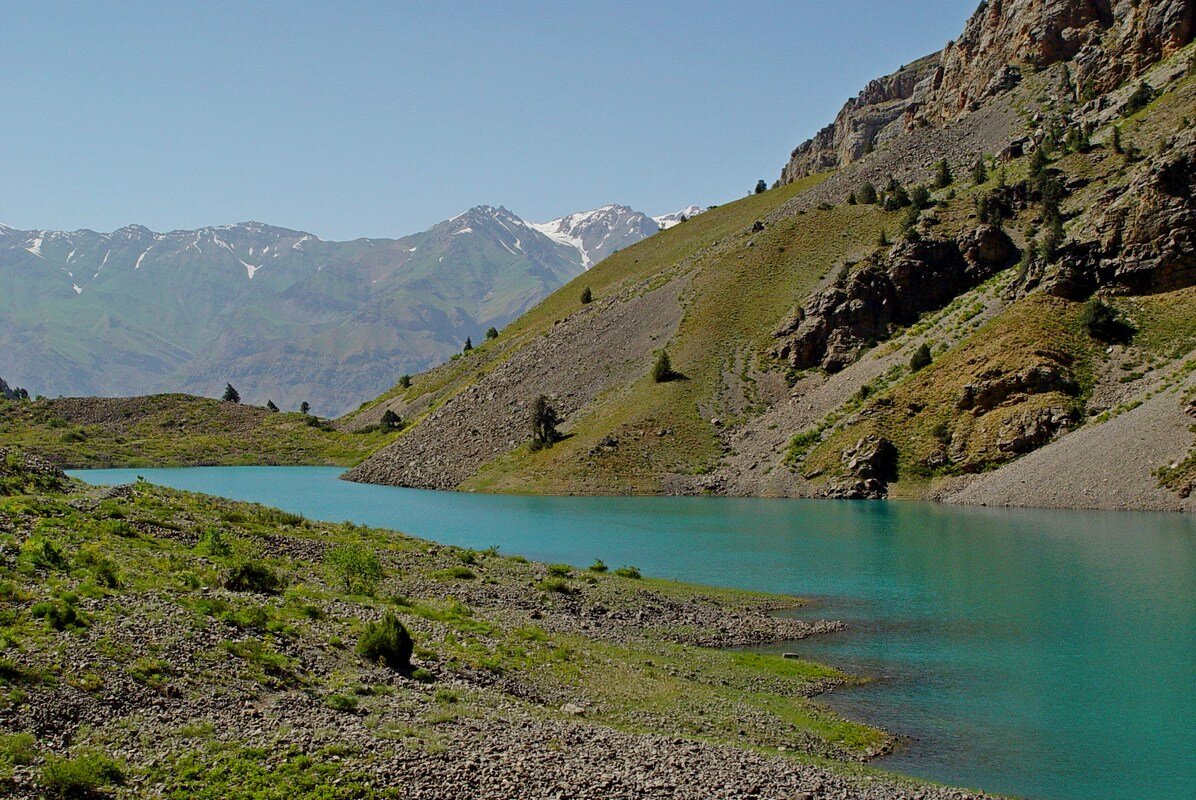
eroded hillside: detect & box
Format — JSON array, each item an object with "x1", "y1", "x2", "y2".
[{"x1": 345, "y1": 1, "x2": 1195, "y2": 511}]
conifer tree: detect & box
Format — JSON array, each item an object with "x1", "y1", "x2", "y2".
[
  {"x1": 222, "y1": 383, "x2": 240, "y2": 403},
  {"x1": 486, "y1": 327, "x2": 499, "y2": 340},
  {"x1": 530, "y1": 395, "x2": 562, "y2": 449},
  {"x1": 934, "y1": 159, "x2": 953, "y2": 189},
  {"x1": 580, "y1": 286, "x2": 593, "y2": 304},
  {"x1": 266, "y1": 400, "x2": 279, "y2": 412},
  {"x1": 300, "y1": 401, "x2": 310, "y2": 415}
]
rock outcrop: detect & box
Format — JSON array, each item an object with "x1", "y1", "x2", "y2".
[
  {"x1": 825, "y1": 435, "x2": 899, "y2": 499},
  {"x1": 780, "y1": 0, "x2": 1195, "y2": 183},
  {"x1": 773, "y1": 226, "x2": 1018, "y2": 372},
  {"x1": 1040, "y1": 133, "x2": 1196, "y2": 297}
]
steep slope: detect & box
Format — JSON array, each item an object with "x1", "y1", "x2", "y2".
[
  {"x1": 346, "y1": 1, "x2": 1195, "y2": 511},
  {"x1": 0, "y1": 204, "x2": 687, "y2": 415}
]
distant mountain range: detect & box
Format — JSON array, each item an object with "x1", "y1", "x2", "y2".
[{"x1": 0, "y1": 203, "x2": 702, "y2": 414}]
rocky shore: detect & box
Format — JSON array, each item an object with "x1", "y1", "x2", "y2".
[{"x1": 0, "y1": 454, "x2": 993, "y2": 798}]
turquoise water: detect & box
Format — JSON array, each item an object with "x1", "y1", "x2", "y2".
[{"x1": 72, "y1": 466, "x2": 1195, "y2": 800}]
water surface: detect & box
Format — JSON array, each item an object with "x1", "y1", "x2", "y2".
[{"x1": 72, "y1": 466, "x2": 1196, "y2": 800}]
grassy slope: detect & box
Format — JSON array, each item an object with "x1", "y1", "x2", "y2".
[
  {"x1": 0, "y1": 394, "x2": 392, "y2": 469},
  {"x1": 0, "y1": 463, "x2": 903, "y2": 797},
  {"x1": 793, "y1": 62, "x2": 1196, "y2": 496},
  {"x1": 348, "y1": 175, "x2": 902, "y2": 493}
]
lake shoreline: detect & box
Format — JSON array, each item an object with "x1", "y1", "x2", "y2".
[{"x1": 2, "y1": 453, "x2": 1003, "y2": 799}]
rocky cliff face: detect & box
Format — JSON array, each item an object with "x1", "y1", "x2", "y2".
[
  {"x1": 781, "y1": 0, "x2": 1194, "y2": 183},
  {"x1": 772, "y1": 226, "x2": 1018, "y2": 372}
]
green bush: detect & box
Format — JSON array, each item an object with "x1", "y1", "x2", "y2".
[
  {"x1": 652, "y1": 350, "x2": 676, "y2": 383},
  {"x1": 411, "y1": 667, "x2": 436, "y2": 683},
  {"x1": 580, "y1": 286, "x2": 593, "y2": 304},
  {"x1": 20, "y1": 538, "x2": 67, "y2": 571},
  {"x1": 588, "y1": 559, "x2": 608, "y2": 573},
  {"x1": 356, "y1": 613, "x2": 413, "y2": 671},
  {"x1": 433, "y1": 566, "x2": 476, "y2": 581},
  {"x1": 194, "y1": 528, "x2": 232, "y2": 557},
  {"x1": 909, "y1": 343, "x2": 933, "y2": 372},
  {"x1": 1080, "y1": 299, "x2": 1134, "y2": 343},
  {"x1": 40, "y1": 751, "x2": 124, "y2": 799},
  {"x1": 325, "y1": 544, "x2": 383, "y2": 595},
  {"x1": 537, "y1": 577, "x2": 576, "y2": 595},
  {"x1": 222, "y1": 561, "x2": 283, "y2": 595},
  {"x1": 325, "y1": 693, "x2": 359, "y2": 713},
  {"x1": 30, "y1": 599, "x2": 84, "y2": 632},
  {"x1": 614, "y1": 566, "x2": 642, "y2": 579},
  {"x1": 546, "y1": 564, "x2": 572, "y2": 577}
]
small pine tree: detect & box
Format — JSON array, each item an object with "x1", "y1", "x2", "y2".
[
  {"x1": 911, "y1": 185, "x2": 932, "y2": 209},
  {"x1": 266, "y1": 400, "x2": 279, "y2": 412},
  {"x1": 381, "y1": 409, "x2": 402, "y2": 430},
  {"x1": 878, "y1": 229, "x2": 891, "y2": 247},
  {"x1": 934, "y1": 159, "x2": 953, "y2": 189},
  {"x1": 1041, "y1": 218, "x2": 1065, "y2": 261},
  {"x1": 1123, "y1": 82, "x2": 1156, "y2": 116},
  {"x1": 222, "y1": 383, "x2": 240, "y2": 403},
  {"x1": 901, "y1": 204, "x2": 921, "y2": 234},
  {"x1": 882, "y1": 177, "x2": 910, "y2": 211},
  {"x1": 909, "y1": 343, "x2": 932, "y2": 372},
  {"x1": 300, "y1": 401, "x2": 310, "y2": 415},
  {"x1": 399, "y1": 374, "x2": 412, "y2": 389},
  {"x1": 652, "y1": 350, "x2": 674, "y2": 383},
  {"x1": 530, "y1": 395, "x2": 562, "y2": 449},
  {"x1": 462, "y1": 337, "x2": 472, "y2": 352},
  {"x1": 754, "y1": 179, "x2": 767, "y2": 194},
  {"x1": 1111, "y1": 126, "x2": 1123, "y2": 154},
  {"x1": 580, "y1": 286, "x2": 593, "y2": 304},
  {"x1": 971, "y1": 155, "x2": 988, "y2": 185},
  {"x1": 858, "y1": 182, "x2": 879, "y2": 204},
  {"x1": 486, "y1": 327, "x2": 499, "y2": 340},
  {"x1": 847, "y1": 191, "x2": 858, "y2": 205}
]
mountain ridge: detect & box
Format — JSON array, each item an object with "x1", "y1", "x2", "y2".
[{"x1": 0, "y1": 201, "x2": 699, "y2": 414}]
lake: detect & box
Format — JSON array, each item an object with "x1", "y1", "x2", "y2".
[{"x1": 72, "y1": 466, "x2": 1196, "y2": 800}]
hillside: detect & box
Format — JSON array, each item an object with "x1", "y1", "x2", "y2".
[
  {"x1": 0, "y1": 449, "x2": 997, "y2": 799},
  {"x1": 0, "y1": 204, "x2": 696, "y2": 416},
  {"x1": 0, "y1": 394, "x2": 391, "y2": 468},
  {"x1": 345, "y1": 1, "x2": 1196, "y2": 512}
]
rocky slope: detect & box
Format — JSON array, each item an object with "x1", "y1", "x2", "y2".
[
  {"x1": 781, "y1": 0, "x2": 1194, "y2": 182},
  {"x1": 0, "y1": 461, "x2": 998, "y2": 799},
  {"x1": 345, "y1": 1, "x2": 1195, "y2": 511},
  {"x1": 0, "y1": 204, "x2": 691, "y2": 415}
]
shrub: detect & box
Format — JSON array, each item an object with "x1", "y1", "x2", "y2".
[
  {"x1": 194, "y1": 528, "x2": 232, "y2": 557},
  {"x1": 486, "y1": 326, "x2": 499, "y2": 340},
  {"x1": 266, "y1": 399, "x2": 279, "y2": 412},
  {"x1": 326, "y1": 693, "x2": 359, "y2": 713},
  {"x1": 40, "y1": 751, "x2": 124, "y2": 799},
  {"x1": 530, "y1": 395, "x2": 562, "y2": 450},
  {"x1": 546, "y1": 564, "x2": 572, "y2": 577},
  {"x1": 754, "y1": 179, "x2": 767, "y2": 194},
  {"x1": 381, "y1": 409, "x2": 402, "y2": 431},
  {"x1": 434, "y1": 565, "x2": 476, "y2": 580},
  {"x1": 1080, "y1": 299, "x2": 1134, "y2": 343},
  {"x1": 31, "y1": 599, "x2": 85, "y2": 632},
  {"x1": 580, "y1": 286, "x2": 593, "y2": 304},
  {"x1": 20, "y1": 538, "x2": 67, "y2": 571},
  {"x1": 858, "y1": 182, "x2": 878, "y2": 204},
  {"x1": 934, "y1": 159, "x2": 953, "y2": 188},
  {"x1": 222, "y1": 383, "x2": 240, "y2": 403},
  {"x1": 614, "y1": 566, "x2": 642, "y2": 579},
  {"x1": 652, "y1": 350, "x2": 676, "y2": 383},
  {"x1": 222, "y1": 561, "x2": 283, "y2": 595},
  {"x1": 398, "y1": 374, "x2": 412, "y2": 389},
  {"x1": 588, "y1": 559, "x2": 608, "y2": 573},
  {"x1": 411, "y1": 667, "x2": 436, "y2": 683},
  {"x1": 537, "y1": 577, "x2": 576, "y2": 594},
  {"x1": 909, "y1": 343, "x2": 933, "y2": 372},
  {"x1": 326, "y1": 544, "x2": 384, "y2": 595},
  {"x1": 1123, "y1": 82, "x2": 1156, "y2": 116},
  {"x1": 0, "y1": 731, "x2": 36, "y2": 769},
  {"x1": 971, "y1": 154, "x2": 988, "y2": 185},
  {"x1": 910, "y1": 185, "x2": 932, "y2": 209},
  {"x1": 356, "y1": 613, "x2": 413, "y2": 671}
]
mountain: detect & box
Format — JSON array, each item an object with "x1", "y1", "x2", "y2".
[
  {"x1": 344, "y1": 0, "x2": 1196, "y2": 512},
  {"x1": 0, "y1": 203, "x2": 691, "y2": 415},
  {"x1": 652, "y1": 205, "x2": 706, "y2": 229}
]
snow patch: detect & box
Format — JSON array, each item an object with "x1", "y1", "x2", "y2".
[
  {"x1": 24, "y1": 233, "x2": 45, "y2": 258},
  {"x1": 134, "y1": 248, "x2": 152, "y2": 269},
  {"x1": 239, "y1": 259, "x2": 261, "y2": 279}
]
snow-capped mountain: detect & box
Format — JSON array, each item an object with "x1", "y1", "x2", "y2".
[
  {"x1": 529, "y1": 204, "x2": 661, "y2": 268},
  {"x1": 0, "y1": 201, "x2": 698, "y2": 414},
  {"x1": 652, "y1": 205, "x2": 706, "y2": 230}
]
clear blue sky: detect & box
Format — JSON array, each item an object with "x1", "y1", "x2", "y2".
[{"x1": 2, "y1": 1, "x2": 975, "y2": 240}]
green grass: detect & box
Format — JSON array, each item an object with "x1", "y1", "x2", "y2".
[
  {"x1": 0, "y1": 456, "x2": 887, "y2": 793},
  {"x1": 0, "y1": 393, "x2": 392, "y2": 468}
]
